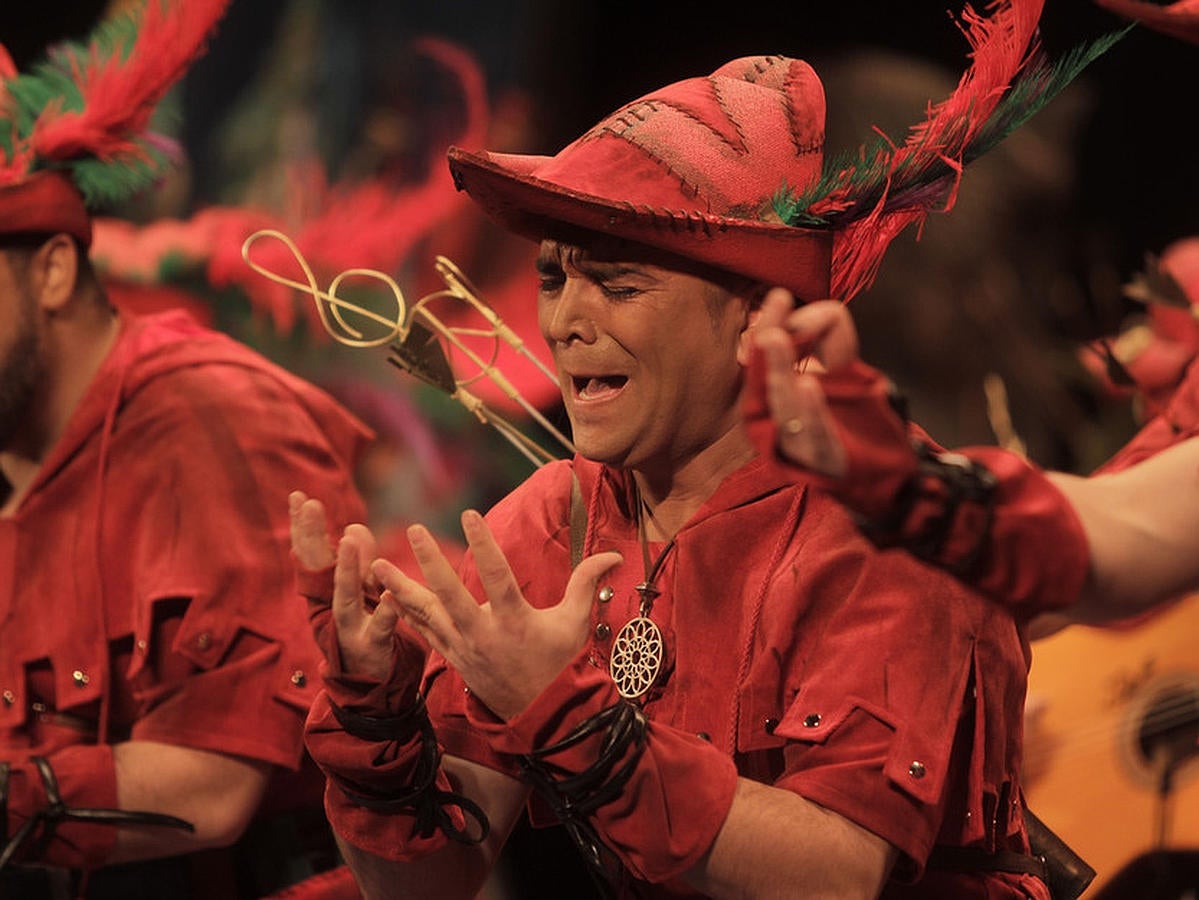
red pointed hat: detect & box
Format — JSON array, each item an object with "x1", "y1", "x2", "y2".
[
  {"x1": 448, "y1": 55, "x2": 834, "y2": 301},
  {"x1": 449, "y1": 1, "x2": 1124, "y2": 305}
]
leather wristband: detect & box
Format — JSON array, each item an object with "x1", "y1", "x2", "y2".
[
  {"x1": 306, "y1": 687, "x2": 486, "y2": 861},
  {"x1": 743, "y1": 350, "x2": 1089, "y2": 612},
  {"x1": 856, "y1": 440, "x2": 998, "y2": 575},
  {"x1": 947, "y1": 446, "x2": 1090, "y2": 612},
  {"x1": 468, "y1": 650, "x2": 738, "y2": 885}
]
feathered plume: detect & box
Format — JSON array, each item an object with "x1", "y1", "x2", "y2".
[
  {"x1": 0, "y1": 0, "x2": 231, "y2": 204},
  {"x1": 1096, "y1": 0, "x2": 1199, "y2": 44},
  {"x1": 91, "y1": 35, "x2": 492, "y2": 336},
  {"x1": 774, "y1": 0, "x2": 1125, "y2": 301}
]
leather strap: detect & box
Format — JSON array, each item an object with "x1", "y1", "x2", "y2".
[
  {"x1": 926, "y1": 844, "x2": 1048, "y2": 880},
  {"x1": 570, "y1": 469, "x2": 586, "y2": 570}
]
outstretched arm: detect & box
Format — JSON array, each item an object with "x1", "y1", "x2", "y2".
[
  {"x1": 1048, "y1": 439, "x2": 1199, "y2": 622},
  {"x1": 747, "y1": 289, "x2": 1199, "y2": 622}
]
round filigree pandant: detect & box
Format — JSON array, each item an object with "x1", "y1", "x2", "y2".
[{"x1": 610, "y1": 616, "x2": 664, "y2": 700}]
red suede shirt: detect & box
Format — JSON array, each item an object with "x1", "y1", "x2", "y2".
[
  {"x1": 0, "y1": 311, "x2": 370, "y2": 865},
  {"x1": 425, "y1": 456, "x2": 1049, "y2": 898}
]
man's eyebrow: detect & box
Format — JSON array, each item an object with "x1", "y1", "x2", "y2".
[
  {"x1": 563, "y1": 257, "x2": 649, "y2": 281},
  {"x1": 579, "y1": 261, "x2": 645, "y2": 279},
  {"x1": 536, "y1": 244, "x2": 652, "y2": 280},
  {"x1": 535, "y1": 255, "x2": 562, "y2": 275}
]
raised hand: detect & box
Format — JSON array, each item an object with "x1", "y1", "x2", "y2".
[
  {"x1": 289, "y1": 491, "x2": 423, "y2": 691},
  {"x1": 747, "y1": 290, "x2": 924, "y2": 522},
  {"x1": 750, "y1": 290, "x2": 857, "y2": 478},
  {"x1": 374, "y1": 509, "x2": 622, "y2": 721}
]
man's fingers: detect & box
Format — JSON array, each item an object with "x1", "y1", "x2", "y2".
[
  {"x1": 331, "y1": 537, "x2": 368, "y2": 632},
  {"x1": 785, "y1": 300, "x2": 859, "y2": 371},
  {"x1": 289, "y1": 491, "x2": 334, "y2": 571},
  {"x1": 403, "y1": 522, "x2": 487, "y2": 625},
  {"x1": 373, "y1": 557, "x2": 462, "y2": 656},
  {"x1": 460, "y1": 510, "x2": 525, "y2": 616},
  {"x1": 785, "y1": 374, "x2": 848, "y2": 479},
  {"x1": 756, "y1": 287, "x2": 794, "y2": 330},
  {"x1": 564, "y1": 552, "x2": 624, "y2": 619},
  {"x1": 343, "y1": 522, "x2": 380, "y2": 590}
]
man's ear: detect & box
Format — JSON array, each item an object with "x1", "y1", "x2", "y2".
[{"x1": 29, "y1": 233, "x2": 79, "y2": 314}]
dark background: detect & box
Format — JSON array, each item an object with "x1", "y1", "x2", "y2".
[
  {"x1": 2, "y1": 0, "x2": 1193, "y2": 271},
  {"x1": 2, "y1": 0, "x2": 1196, "y2": 472}
]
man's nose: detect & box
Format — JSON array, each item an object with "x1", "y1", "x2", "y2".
[{"x1": 543, "y1": 281, "x2": 599, "y2": 345}]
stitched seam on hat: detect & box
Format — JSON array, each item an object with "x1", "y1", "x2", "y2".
[{"x1": 592, "y1": 96, "x2": 751, "y2": 210}]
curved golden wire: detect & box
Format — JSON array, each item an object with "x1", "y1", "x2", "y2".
[
  {"x1": 241, "y1": 229, "x2": 408, "y2": 347},
  {"x1": 241, "y1": 229, "x2": 575, "y2": 461}
]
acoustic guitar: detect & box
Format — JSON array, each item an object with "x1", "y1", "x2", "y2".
[{"x1": 1022, "y1": 595, "x2": 1199, "y2": 895}]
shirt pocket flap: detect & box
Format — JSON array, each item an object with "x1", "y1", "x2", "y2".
[{"x1": 776, "y1": 693, "x2": 950, "y2": 806}]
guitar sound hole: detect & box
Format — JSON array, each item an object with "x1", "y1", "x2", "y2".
[{"x1": 1135, "y1": 685, "x2": 1199, "y2": 775}]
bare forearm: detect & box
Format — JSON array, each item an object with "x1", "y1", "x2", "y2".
[
  {"x1": 1049, "y1": 437, "x2": 1199, "y2": 621},
  {"x1": 1, "y1": 740, "x2": 269, "y2": 868},
  {"x1": 687, "y1": 778, "x2": 895, "y2": 900},
  {"x1": 108, "y1": 740, "x2": 270, "y2": 863}
]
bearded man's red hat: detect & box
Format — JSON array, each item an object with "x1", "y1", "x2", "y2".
[{"x1": 0, "y1": 1, "x2": 231, "y2": 248}]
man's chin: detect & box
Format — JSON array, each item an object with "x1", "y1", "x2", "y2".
[{"x1": 572, "y1": 435, "x2": 634, "y2": 470}]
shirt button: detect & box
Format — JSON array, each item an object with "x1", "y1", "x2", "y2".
[
  {"x1": 764, "y1": 717, "x2": 779, "y2": 734},
  {"x1": 195, "y1": 632, "x2": 212, "y2": 650},
  {"x1": 290, "y1": 670, "x2": 307, "y2": 688},
  {"x1": 909, "y1": 761, "x2": 927, "y2": 779},
  {"x1": 696, "y1": 732, "x2": 711, "y2": 742},
  {"x1": 2, "y1": 690, "x2": 13, "y2": 706},
  {"x1": 802, "y1": 713, "x2": 821, "y2": 728},
  {"x1": 595, "y1": 623, "x2": 612, "y2": 640},
  {"x1": 597, "y1": 586, "x2": 614, "y2": 603},
  {"x1": 72, "y1": 670, "x2": 90, "y2": 687}
]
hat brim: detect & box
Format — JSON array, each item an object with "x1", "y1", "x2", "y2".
[{"x1": 448, "y1": 147, "x2": 832, "y2": 301}]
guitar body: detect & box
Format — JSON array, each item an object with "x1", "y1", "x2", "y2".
[{"x1": 1023, "y1": 596, "x2": 1199, "y2": 895}]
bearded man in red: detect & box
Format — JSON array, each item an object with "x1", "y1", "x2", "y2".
[{"x1": 0, "y1": 6, "x2": 369, "y2": 898}]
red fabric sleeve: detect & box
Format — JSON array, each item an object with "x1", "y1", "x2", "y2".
[
  {"x1": 115, "y1": 362, "x2": 368, "y2": 770},
  {"x1": 468, "y1": 650, "x2": 739, "y2": 885},
  {"x1": 304, "y1": 691, "x2": 460, "y2": 862},
  {"x1": 743, "y1": 350, "x2": 918, "y2": 521},
  {"x1": 744, "y1": 349, "x2": 1090, "y2": 614},
  {"x1": 4, "y1": 745, "x2": 120, "y2": 868},
  {"x1": 949, "y1": 446, "x2": 1090, "y2": 612},
  {"x1": 302, "y1": 626, "x2": 461, "y2": 862}
]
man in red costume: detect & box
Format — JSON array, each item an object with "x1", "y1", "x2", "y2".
[
  {"x1": 292, "y1": 6, "x2": 1108, "y2": 894},
  {"x1": 0, "y1": 6, "x2": 369, "y2": 898}
]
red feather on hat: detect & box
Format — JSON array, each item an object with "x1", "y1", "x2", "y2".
[
  {"x1": 30, "y1": 0, "x2": 231, "y2": 163},
  {"x1": 0, "y1": 0, "x2": 230, "y2": 202},
  {"x1": 779, "y1": 0, "x2": 1123, "y2": 301}
]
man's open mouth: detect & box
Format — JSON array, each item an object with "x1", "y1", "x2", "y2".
[{"x1": 572, "y1": 375, "x2": 628, "y2": 400}]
